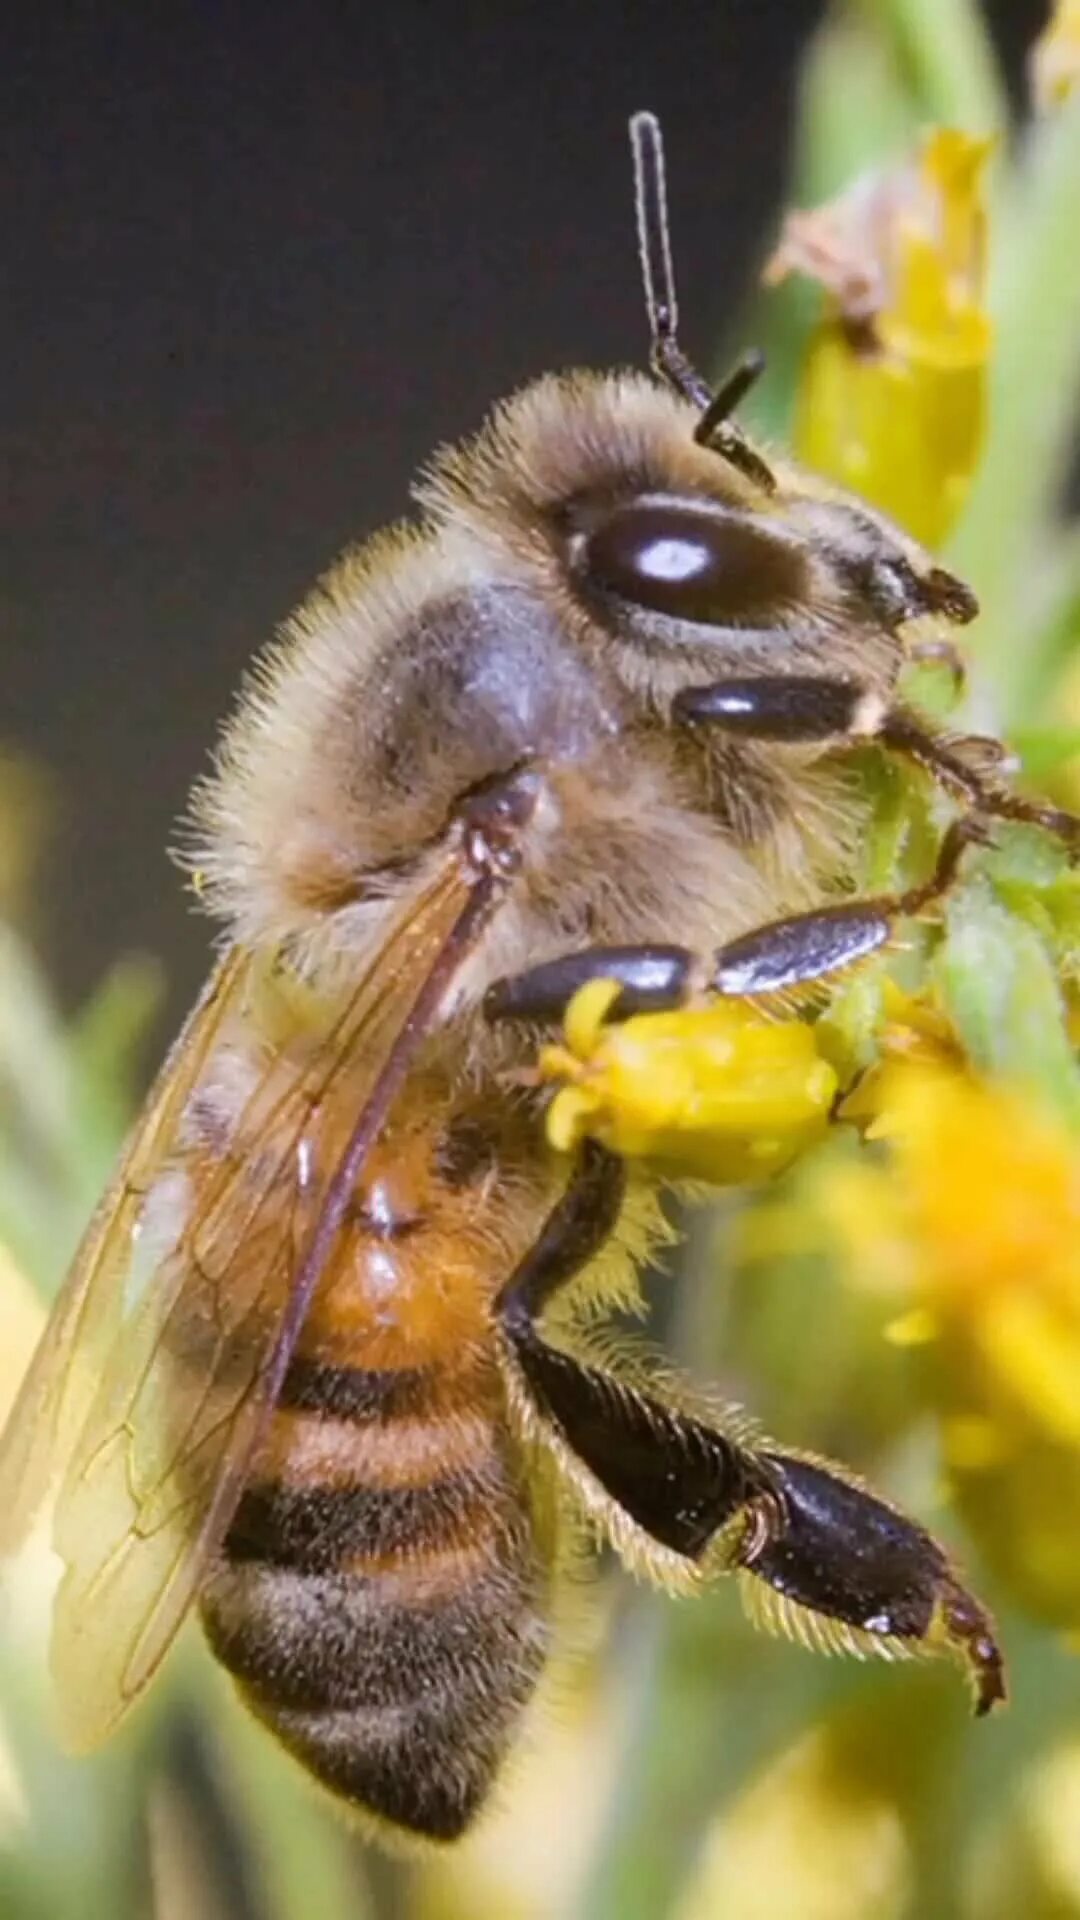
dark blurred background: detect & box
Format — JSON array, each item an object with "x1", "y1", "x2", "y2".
[{"x1": 2, "y1": 0, "x2": 1045, "y2": 1020}]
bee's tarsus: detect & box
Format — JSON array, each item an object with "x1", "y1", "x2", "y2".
[
  {"x1": 878, "y1": 710, "x2": 1080, "y2": 852},
  {"x1": 738, "y1": 1452, "x2": 1005, "y2": 1690},
  {"x1": 675, "y1": 667, "x2": 1080, "y2": 861},
  {"x1": 937, "y1": 1587, "x2": 1008, "y2": 1717}
]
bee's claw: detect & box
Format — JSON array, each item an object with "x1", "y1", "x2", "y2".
[{"x1": 957, "y1": 813, "x2": 998, "y2": 852}]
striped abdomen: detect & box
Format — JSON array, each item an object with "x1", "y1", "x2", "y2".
[{"x1": 200, "y1": 1350, "x2": 549, "y2": 1840}]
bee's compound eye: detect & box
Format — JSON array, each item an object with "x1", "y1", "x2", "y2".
[{"x1": 580, "y1": 496, "x2": 804, "y2": 627}]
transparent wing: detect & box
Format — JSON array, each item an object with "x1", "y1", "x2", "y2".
[
  {"x1": 0, "y1": 946, "x2": 247, "y2": 1557},
  {"x1": 1, "y1": 853, "x2": 484, "y2": 1751}
]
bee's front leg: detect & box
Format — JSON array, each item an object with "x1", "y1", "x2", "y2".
[
  {"x1": 484, "y1": 815, "x2": 983, "y2": 1020},
  {"x1": 674, "y1": 671, "x2": 1080, "y2": 850},
  {"x1": 906, "y1": 636, "x2": 968, "y2": 696},
  {"x1": 496, "y1": 1145, "x2": 1005, "y2": 1713}
]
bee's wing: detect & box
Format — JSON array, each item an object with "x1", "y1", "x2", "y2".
[
  {"x1": 0, "y1": 946, "x2": 248, "y2": 1558},
  {"x1": 0, "y1": 853, "x2": 485, "y2": 1751}
]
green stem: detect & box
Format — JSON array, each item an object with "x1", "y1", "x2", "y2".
[
  {"x1": 949, "y1": 98, "x2": 1080, "y2": 718},
  {"x1": 848, "y1": 0, "x2": 1006, "y2": 131},
  {"x1": 575, "y1": 1208, "x2": 840, "y2": 1919}
]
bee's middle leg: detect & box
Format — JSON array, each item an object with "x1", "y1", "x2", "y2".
[{"x1": 484, "y1": 814, "x2": 982, "y2": 1022}]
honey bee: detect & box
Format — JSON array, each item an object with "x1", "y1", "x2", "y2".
[{"x1": 2, "y1": 111, "x2": 1075, "y2": 1845}]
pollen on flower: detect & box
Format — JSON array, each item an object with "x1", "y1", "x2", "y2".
[
  {"x1": 539, "y1": 982, "x2": 837, "y2": 1183},
  {"x1": 764, "y1": 129, "x2": 993, "y2": 547}
]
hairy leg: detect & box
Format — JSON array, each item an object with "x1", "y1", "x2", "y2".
[{"x1": 497, "y1": 1145, "x2": 1005, "y2": 1712}]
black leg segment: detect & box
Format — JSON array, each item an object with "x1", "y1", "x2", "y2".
[
  {"x1": 510, "y1": 1329, "x2": 763, "y2": 1558},
  {"x1": 485, "y1": 820, "x2": 983, "y2": 1024},
  {"x1": 673, "y1": 668, "x2": 1080, "y2": 852},
  {"x1": 741, "y1": 1452, "x2": 1005, "y2": 1714},
  {"x1": 674, "y1": 674, "x2": 871, "y2": 741},
  {"x1": 484, "y1": 945, "x2": 696, "y2": 1026},
  {"x1": 711, "y1": 816, "x2": 986, "y2": 996},
  {"x1": 497, "y1": 1150, "x2": 1005, "y2": 1712},
  {"x1": 496, "y1": 1140, "x2": 627, "y2": 1331}
]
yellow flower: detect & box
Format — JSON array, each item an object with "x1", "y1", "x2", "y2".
[
  {"x1": 675, "y1": 1688, "x2": 936, "y2": 1920},
  {"x1": 779, "y1": 1016, "x2": 1080, "y2": 1624},
  {"x1": 539, "y1": 979, "x2": 836, "y2": 1183},
  {"x1": 858, "y1": 1065, "x2": 1080, "y2": 1418},
  {"x1": 765, "y1": 131, "x2": 993, "y2": 547},
  {"x1": 1030, "y1": 0, "x2": 1080, "y2": 112}
]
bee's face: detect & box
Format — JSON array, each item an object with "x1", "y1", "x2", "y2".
[{"x1": 419, "y1": 370, "x2": 976, "y2": 703}]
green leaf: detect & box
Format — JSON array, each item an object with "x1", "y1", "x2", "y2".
[
  {"x1": 937, "y1": 878, "x2": 1080, "y2": 1124},
  {"x1": 744, "y1": 10, "x2": 920, "y2": 443},
  {"x1": 848, "y1": 0, "x2": 1006, "y2": 133}
]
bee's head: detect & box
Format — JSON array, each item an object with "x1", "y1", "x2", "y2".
[
  {"x1": 607, "y1": 108, "x2": 977, "y2": 641},
  {"x1": 418, "y1": 111, "x2": 976, "y2": 704}
]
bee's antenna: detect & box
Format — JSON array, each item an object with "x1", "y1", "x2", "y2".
[
  {"x1": 629, "y1": 110, "x2": 776, "y2": 492},
  {"x1": 697, "y1": 348, "x2": 767, "y2": 439},
  {"x1": 630, "y1": 110, "x2": 711, "y2": 408}
]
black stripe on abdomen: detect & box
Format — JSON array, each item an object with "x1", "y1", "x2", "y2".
[
  {"x1": 276, "y1": 1356, "x2": 435, "y2": 1420},
  {"x1": 202, "y1": 1549, "x2": 544, "y2": 1716},
  {"x1": 200, "y1": 1381, "x2": 550, "y2": 1839},
  {"x1": 224, "y1": 1466, "x2": 500, "y2": 1567}
]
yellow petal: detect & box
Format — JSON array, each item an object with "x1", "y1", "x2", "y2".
[
  {"x1": 545, "y1": 1084, "x2": 602, "y2": 1155},
  {"x1": 769, "y1": 130, "x2": 993, "y2": 547},
  {"x1": 540, "y1": 990, "x2": 836, "y2": 1182},
  {"x1": 563, "y1": 976, "x2": 623, "y2": 1061},
  {"x1": 976, "y1": 1293, "x2": 1080, "y2": 1449}
]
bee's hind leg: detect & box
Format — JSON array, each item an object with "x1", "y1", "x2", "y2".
[
  {"x1": 740, "y1": 1450, "x2": 1005, "y2": 1714},
  {"x1": 496, "y1": 1143, "x2": 1006, "y2": 1713}
]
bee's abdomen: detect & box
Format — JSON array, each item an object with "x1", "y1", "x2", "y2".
[{"x1": 200, "y1": 1355, "x2": 549, "y2": 1841}]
